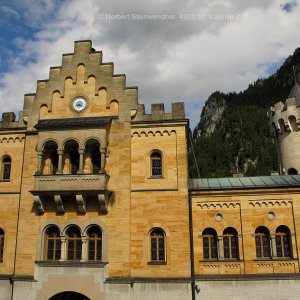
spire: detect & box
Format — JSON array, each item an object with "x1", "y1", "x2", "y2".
[{"x1": 288, "y1": 66, "x2": 300, "y2": 104}]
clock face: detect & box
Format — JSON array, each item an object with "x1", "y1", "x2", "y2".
[{"x1": 73, "y1": 97, "x2": 87, "y2": 112}]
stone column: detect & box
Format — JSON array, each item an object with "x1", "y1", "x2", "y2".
[
  {"x1": 291, "y1": 233, "x2": 297, "y2": 258},
  {"x1": 218, "y1": 236, "x2": 224, "y2": 260},
  {"x1": 56, "y1": 150, "x2": 63, "y2": 174},
  {"x1": 271, "y1": 234, "x2": 277, "y2": 258},
  {"x1": 36, "y1": 151, "x2": 44, "y2": 175},
  {"x1": 78, "y1": 149, "x2": 85, "y2": 174},
  {"x1": 60, "y1": 236, "x2": 67, "y2": 261},
  {"x1": 100, "y1": 148, "x2": 107, "y2": 173},
  {"x1": 81, "y1": 236, "x2": 87, "y2": 262}
]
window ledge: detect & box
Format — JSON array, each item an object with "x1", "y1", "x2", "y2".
[
  {"x1": 199, "y1": 259, "x2": 243, "y2": 262},
  {"x1": 0, "y1": 180, "x2": 10, "y2": 182},
  {"x1": 35, "y1": 261, "x2": 108, "y2": 268},
  {"x1": 254, "y1": 258, "x2": 296, "y2": 261},
  {"x1": 148, "y1": 176, "x2": 164, "y2": 179},
  {"x1": 147, "y1": 261, "x2": 167, "y2": 265}
]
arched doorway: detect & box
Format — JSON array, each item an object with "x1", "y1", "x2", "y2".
[{"x1": 49, "y1": 291, "x2": 91, "y2": 300}]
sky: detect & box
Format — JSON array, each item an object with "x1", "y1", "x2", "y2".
[{"x1": 0, "y1": 0, "x2": 299, "y2": 129}]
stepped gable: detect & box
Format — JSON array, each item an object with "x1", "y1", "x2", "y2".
[{"x1": 14, "y1": 40, "x2": 139, "y2": 130}]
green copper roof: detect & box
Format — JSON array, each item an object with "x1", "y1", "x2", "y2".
[{"x1": 189, "y1": 175, "x2": 300, "y2": 191}]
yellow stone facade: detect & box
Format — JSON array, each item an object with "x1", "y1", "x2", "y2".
[{"x1": 0, "y1": 40, "x2": 300, "y2": 300}]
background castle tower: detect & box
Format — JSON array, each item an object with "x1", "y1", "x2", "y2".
[{"x1": 268, "y1": 74, "x2": 300, "y2": 175}]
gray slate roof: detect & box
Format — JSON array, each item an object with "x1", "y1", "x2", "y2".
[
  {"x1": 288, "y1": 82, "x2": 300, "y2": 104},
  {"x1": 35, "y1": 116, "x2": 114, "y2": 129},
  {"x1": 189, "y1": 175, "x2": 300, "y2": 191}
]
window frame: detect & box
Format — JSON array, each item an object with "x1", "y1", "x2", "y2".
[
  {"x1": 66, "y1": 226, "x2": 82, "y2": 261},
  {"x1": 87, "y1": 226, "x2": 102, "y2": 261},
  {"x1": 150, "y1": 150, "x2": 163, "y2": 178},
  {"x1": 1, "y1": 156, "x2": 11, "y2": 181},
  {"x1": 255, "y1": 226, "x2": 271, "y2": 259},
  {"x1": 45, "y1": 226, "x2": 61, "y2": 261},
  {"x1": 202, "y1": 228, "x2": 218, "y2": 260},
  {"x1": 223, "y1": 227, "x2": 239, "y2": 260},
  {"x1": 149, "y1": 228, "x2": 166, "y2": 264},
  {"x1": 275, "y1": 225, "x2": 292, "y2": 258}
]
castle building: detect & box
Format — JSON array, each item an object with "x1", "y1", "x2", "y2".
[{"x1": 0, "y1": 40, "x2": 300, "y2": 300}]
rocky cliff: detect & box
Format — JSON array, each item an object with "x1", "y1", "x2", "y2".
[{"x1": 189, "y1": 48, "x2": 300, "y2": 178}]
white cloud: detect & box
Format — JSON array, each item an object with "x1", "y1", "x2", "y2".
[{"x1": 0, "y1": 0, "x2": 300, "y2": 129}]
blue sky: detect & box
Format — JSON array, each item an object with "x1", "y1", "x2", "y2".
[{"x1": 0, "y1": 0, "x2": 299, "y2": 128}]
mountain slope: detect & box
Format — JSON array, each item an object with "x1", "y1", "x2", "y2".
[{"x1": 190, "y1": 48, "x2": 300, "y2": 178}]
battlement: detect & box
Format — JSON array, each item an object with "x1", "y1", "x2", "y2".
[
  {"x1": 0, "y1": 112, "x2": 26, "y2": 130},
  {"x1": 268, "y1": 97, "x2": 300, "y2": 134},
  {"x1": 133, "y1": 102, "x2": 185, "y2": 122}
]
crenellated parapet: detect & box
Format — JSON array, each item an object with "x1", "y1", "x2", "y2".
[
  {"x1": 268, "y1": 97, "x2": 300, "y2": 134},
  {"x1": 0, "y1": 112, "x2": 26, "y2": 130},
  {"x1": 132, "y1": 102, "x2": 185, "y2": 122}
]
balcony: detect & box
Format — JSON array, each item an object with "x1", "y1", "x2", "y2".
[
  {"x1": 34, "y1": 173, "x2": 109, "y2": 192},
  {"x1": 32, "y1": 173, "x2": 111, "y2": 214}
]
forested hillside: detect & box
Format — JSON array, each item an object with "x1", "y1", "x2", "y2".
[{"x1": 189, "y1": 48, "x2": 300, "y2": 178}]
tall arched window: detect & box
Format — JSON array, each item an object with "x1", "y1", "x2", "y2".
[
  {"x1": 64, "y1": 140, "x2": 80, "y2": 175},
  {"x1": 1, "y1": 157, "x2": 11, "y2": 180},
  {"x1": 45, "y1": 226, "x2": 61, "y2": 261},
  {"x1": 275, "y1": 225, "x2": 292, "y2": 258},
  {"x1": 66, "y1": 226, "x2": 82, "y2": 260},
  {"x1": 150, "y1": 151, "x2": 162, "y2": 177},
  {"x1": 87, "y1": 226, "x2": 102, "y2": 261},
  {"x1": 84, "y1": 139, "x2": 101, "y2": 174},
  {"x1": 202, "y1": 228, "x2": 218, "y2": 259},
  {"x1": 255, "y1": 226, "x2": 271, "y2": 258},
  {"x1": 150, "y1": 228, "x2": 165, "y2": 262},
  {"x1": 223, "y1": 227, "x2": 239, "y2": 259},
  {"x1": 42, "y1": 141, "x2": 58, "y2": 175},
  {"x1": 0, "y1": 229, "x2": 4, "y2": 262}
]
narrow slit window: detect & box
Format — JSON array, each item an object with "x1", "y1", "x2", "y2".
[
  {"x1": 151, "y1": 151, "x2": 162, "y2": 177},
  {"x1": 2, "y1": 157, "x2": 11, "y2": 180}
]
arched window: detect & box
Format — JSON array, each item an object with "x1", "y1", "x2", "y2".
[
  {"x1": 84, "y1": 139, "x2": 101, "y2": 174},
  {"x1": 150, "y1": 151, "x2": 162, "y2": 177},
  {"x1": 202, "y1": 228, "x2": 218, "y2": 259},
  {"x1": 66, "y1": 226, "x2": 82, "y2": 260},
  {"x1": 45, "y1": 226, "x2": 61, "y2": 261},
  {"x1": 150, "y1": 228, "x2": 165, "y2": 262},
  {"x1": 255, "y1": 226, "x2": 271, "y2": 258},
  {"x1": 42, "y1": 141, "x2": 58, "y2": 175},
  {"x1": 64, "y1": 140, "x2": 80, "y2": 175},
  {"x1": 0, "y1": 229, "x2": 4, "y2": 262},
  {"x1": 87, "y1": 226, "x2": 102, "y2": 261},
  {"x1": 2, "y1": 157, "x2": 11, "y2": 180},
  {"x1": 223, "y1": 227, "x2": 239, "y2": 259},
  {"x1": 275, "y1": 225, "x2": 292, "y2": 258},
  {"x1": 288, "y1": 168, "x2": 298, "y2": 175}
]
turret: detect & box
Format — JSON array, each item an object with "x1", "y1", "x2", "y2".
[{"x1": 268, "y1": 77, "x2": 300, "y2": 175}]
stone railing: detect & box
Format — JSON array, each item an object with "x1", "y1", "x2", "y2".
[{"x1": 34, "y1": 173, "x2": 109, "y2": 192}]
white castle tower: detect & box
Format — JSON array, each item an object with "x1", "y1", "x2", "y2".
[{"x1": 268, "y1": 77, "x2": 300, "y2": 175}]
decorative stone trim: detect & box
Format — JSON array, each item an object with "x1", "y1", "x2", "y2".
[
  {"x1": 197, "y1": 201, "x2": 240, "y2": 209},
  {"x1": 249, "y1": 199, "x2": 292, "y2": 207}
]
